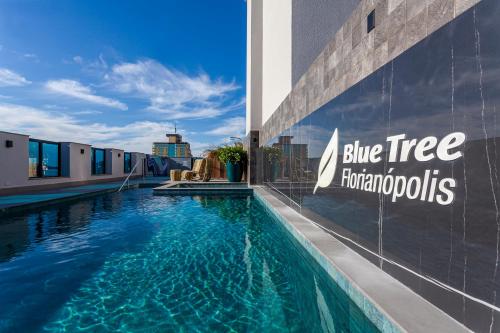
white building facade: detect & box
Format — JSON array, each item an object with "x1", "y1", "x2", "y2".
[{"x1": 0, "y1": 130, "x2": 145, "y2": 194}]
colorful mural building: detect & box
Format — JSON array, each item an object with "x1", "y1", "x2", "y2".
[{"x1": 152, "y1": 133, "x2": 192, "y2": 158}]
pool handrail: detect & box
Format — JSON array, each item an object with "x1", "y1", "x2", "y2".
[{"x1": 118, "y1": 160, "x2": 140, "y2": 192}]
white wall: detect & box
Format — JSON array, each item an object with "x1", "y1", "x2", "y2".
[
  {"x1": 246, "y1": 0, "x2": 252, "y2": 134},
  {"x1": 0, "y1": 131, "x2": 146, "y2": 191},
  {"x1": 246, "y1": 0, "x2": 293, "y2": 131},
  {"x1": 246, "y1": 0, "x2": 263, "y2": 134},
  {"x1": 68, "y1": 143, "x2": 92, "y2": 180},
  {"x1": 105, "y1": 148, "x2": 125, "y2": 178},
  {"x1": 0, "y1": 132, "x2": 29, "y2": 188},
  {"x1": 261, "y1": 0, "x2": 292, "y2": 124}
]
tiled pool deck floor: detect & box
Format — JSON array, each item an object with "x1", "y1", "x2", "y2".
[{"x1": 0, "y1": 177, "x2": 169, "y2": 212}]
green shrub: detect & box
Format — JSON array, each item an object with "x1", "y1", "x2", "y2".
[
  {"x1": 263, "y1": 146, "x2": 282, "y2": 162},
  {"x1": 216, "y1": 144, "x2": 247, "y2": 164}
]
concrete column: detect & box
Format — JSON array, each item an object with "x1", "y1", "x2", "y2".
[
  {"x1": 246, "y1": 130, "x2": 261, "y2": 185},
  {"x1": 246, "y1": 0, "x2": 263, "y2": 135}
]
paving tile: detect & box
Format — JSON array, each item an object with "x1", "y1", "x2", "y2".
[
  {"x1": 373, "y1": 41, "x2": 389, "y2": 71},
  {"x1": 374, "y1": 18, "x2": 388, "y2": 49},
  {"x1": 428, "y1": 0, "x2": 454, "y2": 35},
  {"x1": 388, "y1": 0, "x2": 405, "y2": 14},
  {"x1": 343, "y1": 17, "x2": 352, "y2": 41},
  {"x1": 455, "y1": 0, "x2": 481, "y2": 16},
  {"x1": 407, "y1": 7, "x2": 428, "y2": 47},
  {"x1": 375, "y1": 0, "x2": 389, "y2": 24},
  {"x1": 407, "y1": 0, "x2": 428, "y2": 19},
  {"x1": 352, "y1": 22, "x2": 363, "y2": 49}
]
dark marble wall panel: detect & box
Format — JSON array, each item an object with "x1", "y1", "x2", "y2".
[{"x1": 256, "y1": 1, "x2": 500, "y2": 331}]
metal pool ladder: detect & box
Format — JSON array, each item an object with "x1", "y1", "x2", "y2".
[{"x1": 118, "y1": 160, "x2": 140, "y2": 192}]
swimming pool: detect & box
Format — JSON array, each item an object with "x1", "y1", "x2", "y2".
[{"x1": 0, "y1": 189, "x2": 379, "y2": 332}]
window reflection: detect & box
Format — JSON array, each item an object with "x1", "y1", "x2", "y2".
[
  {"x1": 28, "y1": 141, "x2": 39, "y2": 178},
  {"x1": 124, "y1": 152, "x2": 132, "y2": 173},
  {"x1": 41, "y1": 142, "x2": 59, "y2": 177},
  {"x1": 92, "y1": 148, "x2": 106, "y2": 175},
  {"x1": 28, "y1": 140, "x2": 60, "y2": 177}
]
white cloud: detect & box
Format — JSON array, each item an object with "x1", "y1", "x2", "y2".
[
  {"x1": 43, "y1": 104, "x2": 67, "y2": 110},
  {"x1": 188, "y1": 141, "x2": 215, "y2": 157},
  {"x1": 0, "y1": 68, "x2": 31, "y2": 87},
  {"x1": 146, "y1": 105, "x2": 224, "y2": 120},
  {"x1": 73, "y1": 55, "x2": 83, "y2": 64},
  {"x1": 106, "y1": 59, "x2": 239, "y2": 119},
  {"x1": 0, "y1": 103, "x2": 170, "y2": 153},
  {"x1": 23, "y1": 53, "x2": 39, "y2": 62},
  {"x1": 71, "y1": 54, "x2": 107, "y2": 71},
  {"x1": 45, "y1": 79, "x2": 128, "y2": 110},
  {"x1": 73, "y1": 110, "x2": 103, "y2": 115},
  {"x1": 205, "y1": 116, "x2": 245, "y2": 137}
]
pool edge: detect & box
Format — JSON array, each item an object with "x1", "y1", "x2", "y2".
[
  {"x1": 252, "y1": 186, "x2": 471, "y2": 333},
  {"x1": 0, "y1": 187, "x2": 133, "y2": 215}
]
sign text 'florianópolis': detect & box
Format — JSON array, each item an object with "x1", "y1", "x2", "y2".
[{"x1": 314, "y1": 129, "x2": 465, "y2": 206}]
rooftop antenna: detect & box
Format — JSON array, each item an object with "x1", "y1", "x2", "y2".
[{"x1": 174, "y1": 122, "x2": 177, "y2": 134}]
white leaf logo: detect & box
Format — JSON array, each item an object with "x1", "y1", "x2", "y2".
[{"x1": 313, "y1": 129, "x2": 339, "y2": 194}]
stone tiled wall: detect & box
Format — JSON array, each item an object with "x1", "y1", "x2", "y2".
[
  {"x1": 291, "y1": 0, "x2": 361, "y2": 85},
  {"x1": 260, "y1": 0, "x2": 481, "y2": 145}
]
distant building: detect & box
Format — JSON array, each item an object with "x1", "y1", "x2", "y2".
[
  {"x1": 272, "y1": 136, "x2": 308, "y2": 181},
  {"x1": 152, "y1": 133, "x2": 192, "y2": 158},
  {"x1": 272, "y1": 136, "x2": 308, "y2": 159}
]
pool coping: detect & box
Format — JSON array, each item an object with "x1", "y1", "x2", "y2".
[
  {"x1": 0, "y1": 185, "x2": 140, "y2": 215},
  {"x1": 252, "y1": 186, "x2": 471, "y2": 333},
  {"x1": 0, "y1": 178, "x2": 171, "y2": 214},
  {"x1": 153, "y1": 181, "x2": 253, "y2": 195}
]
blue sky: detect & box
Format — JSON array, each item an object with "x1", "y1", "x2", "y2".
[{"x1": 0, "y1": 0, "x2": 246, "y2": 155}]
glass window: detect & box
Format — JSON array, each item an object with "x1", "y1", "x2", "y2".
[
  {"x1": 28, "y1": 140, "x2": 39, "y2": 177},
  {"x1": 92, "y1": 148, "x2": 106, "y2": 175},
  {"x1": 124, "y1": 152, "x2": 132, "y2": 173},
  {"x1": 168, "y1": 145, "x2": 175, "y2": 157},
  {"x1": 91, "y1": 149, "x2": 94, "y2": 173},
  {"x1": 28, "y1": 140, "x2": 60, "y2": 177},
  {"x1": 41, "y1": 142, "x2": 60, "y2": 177}
]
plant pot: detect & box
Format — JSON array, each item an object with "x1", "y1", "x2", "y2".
[
  {"x1": 225, "y1": 161, "x2": 242, "y2": 182},
  {"x1": 269, "y1": 160, "x2": 280, "y2": 182}
]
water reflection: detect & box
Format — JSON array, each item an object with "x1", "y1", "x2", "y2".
[
  {"x1": 0, "y1": 190, "x2": 157, "y2": 333},
  {"x1": 194, "y1": 196, "x2": 379, "y2": 332},
  {"x1": 0, "y1": 217, "x2": 29, "y2": 262},
  {"x1": 0, "y1": 194, "x2": 126, "y2": 262},
  {"x1": 192, "y1": 195, "x2": 252, "y2": 223}
]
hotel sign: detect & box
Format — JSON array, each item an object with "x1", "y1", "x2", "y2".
[{"x1": 314, "y1": 129, "x2": 466, "y2": 206}]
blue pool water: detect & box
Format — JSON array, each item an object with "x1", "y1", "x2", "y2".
[{"x1": 0, "y1": 189, "x2": 379, "y2": 332}]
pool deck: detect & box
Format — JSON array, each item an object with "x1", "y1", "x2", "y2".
[{"x1": 0, "y1": 177, "x2": 169, "y2": 213}]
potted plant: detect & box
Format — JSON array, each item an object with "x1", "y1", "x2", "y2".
[
  {"x1": 263, "y1": 146, "x2": 282, "y2": 182},
  {"x1": 216, "y1": 144, "x2": 247, "y2": 182}
]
